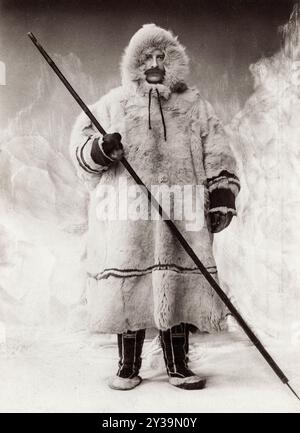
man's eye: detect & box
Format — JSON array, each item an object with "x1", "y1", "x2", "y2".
[{"x1": 145, "y1": 54, "x2": 152, "y2": 60}]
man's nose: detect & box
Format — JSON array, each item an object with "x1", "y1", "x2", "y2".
[{"x1": 151, "y1": 57, "x2": 158, "y2": 67}]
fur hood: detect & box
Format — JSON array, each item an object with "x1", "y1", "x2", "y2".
[{"x1": 121, "y1": 24, "x2": 189, "y2": 99}]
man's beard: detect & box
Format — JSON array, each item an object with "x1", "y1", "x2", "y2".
[{"x1": 145, "y1": 67, "x2": 165, "y2": 84}]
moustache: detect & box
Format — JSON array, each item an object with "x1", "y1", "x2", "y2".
[{"x1": 145, "y1": 67, "x2": 165, "y2": 82}]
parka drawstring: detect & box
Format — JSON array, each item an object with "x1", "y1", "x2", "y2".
[
  {"x1": 148, "y1": 88, "x2": 152, "y2": 130},
  {"x1": 147, "y1": 88, "x2": 167, "y2": 141},
  {"x1": 156, "y1": 89, "x2": 167, "y2": 141}
]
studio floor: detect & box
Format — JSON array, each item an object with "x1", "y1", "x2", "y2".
[{"x1": 0, "y1": 327, "x2": 299, "y2": 413}]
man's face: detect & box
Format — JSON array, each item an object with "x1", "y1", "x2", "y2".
[{"x1": 144, "y1": 49, "x2": 165, "y2": 84}]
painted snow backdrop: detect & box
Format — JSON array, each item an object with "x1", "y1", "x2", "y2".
[
  {"x1": 215, "y1": 5, "x2": 300, "y2": 340},
  {"x1": 1, "y1": 1, "x2": 300, "y2": 412},
  {"x1": 0, "y1": 55, "x2": 93, "y2": 330}
]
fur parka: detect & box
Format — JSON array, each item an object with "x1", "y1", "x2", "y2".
[{"x1": 70, "y1": 24, "x2": 240, "y2": 333}]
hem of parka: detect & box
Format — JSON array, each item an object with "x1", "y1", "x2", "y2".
[{"x1": 85, "y1": 270, "x2": 228, "y2": 334}]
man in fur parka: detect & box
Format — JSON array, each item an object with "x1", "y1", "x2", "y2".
[{"x1": 70, "y1": 24, "x2": 240, "y2": 390}]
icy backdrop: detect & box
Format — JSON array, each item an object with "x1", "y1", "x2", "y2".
[
  {"x1": 215, "y1": 5, "x2": 300, "y2": 340},
  {"x1": 0, "y1": 54, "x2": 108, "y2": 334},
  {"x1": 1, "y1": 9, "x2": 300, "y2": 345}
]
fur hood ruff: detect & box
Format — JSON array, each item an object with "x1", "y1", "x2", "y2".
[{"x1": 120, "y1": 23, "x2": 189, "y2": 99}]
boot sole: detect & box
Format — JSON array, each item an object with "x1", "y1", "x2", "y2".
[
  {"x1": 169, "y1": 377, "x2": 207, "y2": 390},
  {"x1": 108, "y1": 375, "x2": 142, "y2": 391}
]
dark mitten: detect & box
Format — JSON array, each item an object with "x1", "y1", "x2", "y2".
[
  {"x1": 102, "y1": 133, "x2": 124, "y2": 160},
  {"x1": 90, "y1": 133, "x2": 124, "y2": 166}
]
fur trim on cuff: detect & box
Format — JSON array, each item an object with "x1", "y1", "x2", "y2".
[
  {"x1": 208, "y1": 178, "x2": 240, "y2": 196},
  {"x1": 208, "y1": 206, "x2": 237, "y2": 215},
  {"x1": 207, "y1": 170, "x2": 240, "y2": 197}
]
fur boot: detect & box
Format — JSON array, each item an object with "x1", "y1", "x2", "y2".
[
  {"x1": 160, "y1": 323, "x2": 206, "y2": 390},
  {"x1": 108, "y1": 329, "x2": 146, "y2": 390}
]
